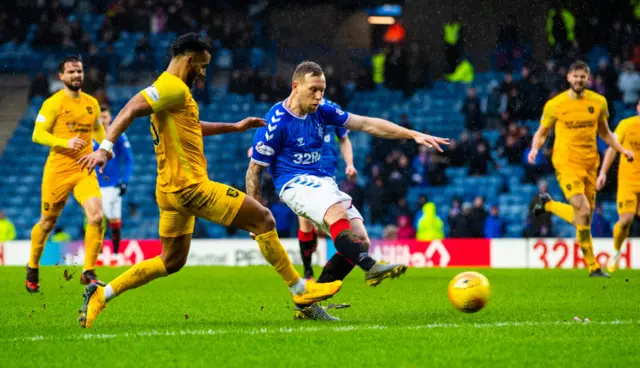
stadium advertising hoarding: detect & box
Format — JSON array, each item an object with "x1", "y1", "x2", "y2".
[{"x1": 0, "y1": 238, "x2": 636, "y2": 269}]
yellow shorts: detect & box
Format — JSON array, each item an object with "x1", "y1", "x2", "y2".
[
  {"x1": 555, "y1": 166, "x2": 597, "y2": 209},
  {"x1": 617, "y1": 185, "x2": 640, "y2": 215},
  {"x1": 41, "y1": 169, "x2": 101, "y2": 216},
  {"x1": 156, "y1": 180, "x2": 246, "y2": 237}
]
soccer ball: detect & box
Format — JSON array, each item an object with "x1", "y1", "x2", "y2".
[{"x1": 447, "y1": 271, "x2": 490, "y2": 313}]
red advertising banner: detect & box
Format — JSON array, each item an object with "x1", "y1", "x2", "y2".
[{"x1": 369, "y1": 239, "x2": 491, "y2": 268}]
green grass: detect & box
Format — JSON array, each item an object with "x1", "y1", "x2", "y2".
[{"x1": 1, "y1": 266, "x2": 638, "y2": 367}]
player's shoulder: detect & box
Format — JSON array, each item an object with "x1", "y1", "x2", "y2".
[
  {"x1": 42, "y1": 89, "x2": 64, "y2": 107},
  {"x1": 618, "y1": 115, "x2": 640, "y2": 128},
  {"x1": 318, "y1": 100, "x2": 345, "y2": 114},
  {"x1": 584, "y1": 90, "x2": 607, "y2": 105},
  {"x1": 546, "y1": 90, "x2": 569, "y2": 106},
  {"x1": 320, "y1": 98, "x2": 343, "y2": 110},
  {"x1": 156, "y1": 71, "x2": 187, "y2": 90},
  {"x1": 265, "y1": 100, "x2": 293, "y2": 124}
]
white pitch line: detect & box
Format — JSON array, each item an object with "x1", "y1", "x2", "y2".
[{"x1": 1, "y1": 320, "x2": 637, "y2": 344}]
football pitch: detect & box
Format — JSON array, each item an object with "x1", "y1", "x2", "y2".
[{"x1": 1, "y1": 266, "x2": 638, "y2": 367}]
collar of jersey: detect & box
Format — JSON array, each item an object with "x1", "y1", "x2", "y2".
[{"x1": 282, "y1": 99, "x2": 308, "y2": 120}]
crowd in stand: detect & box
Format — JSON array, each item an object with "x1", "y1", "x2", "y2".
[{"x1": 9, "y1": 1, "x2": 640, "y2": 240}]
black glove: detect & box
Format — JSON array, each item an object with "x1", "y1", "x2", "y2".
[{"x1": 118, "y1": 182, "x2": 128, "y2": 196}]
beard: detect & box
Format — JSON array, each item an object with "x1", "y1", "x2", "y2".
[
  {"x1": 64, "y1": 79, "x2": 82, "y2": 91},
  {"x1": 186, "y1": 69, "x2": 199, "y2": 88},
  {"x1": 570, "y1": 84, "x2": 585, "y2": 94}
]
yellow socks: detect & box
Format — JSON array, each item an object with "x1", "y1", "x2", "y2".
[
  {"x1": 544, "y1": 200, "x2": 575, "y2": 224},
  {"x1": 255, "y1": 229, "x2": 302, "y2": 287},
  {"x1": 613, "y1": 221, "x2": 630, "y2": 252},
  {"x1": 104, "y1": 256, "x2": 168, "y2": 302},
  {"x1": 576, "y1": 225, "x2": 600, "y2": 272},
  {"x1": 28, "y1": 223, "x2": 50, "y2": 269},
  {"x1": 83, "y1": 223, "x2": 104, "y2": 271}
]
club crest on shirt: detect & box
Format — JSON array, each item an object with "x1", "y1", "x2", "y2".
[
  {"x1": 86, "y1": 106, "x2": 93, "y2": 114},
  {"x1": 66, "y1": 121, "x2": 77, "y2": 132},
  {"x1": 588, "y1": 106, "x2": 594, "y2": 114}
]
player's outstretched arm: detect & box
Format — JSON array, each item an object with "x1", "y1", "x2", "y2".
[
  {"x1": 597, "y1": 119, "x2": 634, "y2": 162},
  {"x1": 339, "y1": 135, "x2": 357, "y2": 178},
  {"x1": 345, "y1": 114, "x2": 449, "y2": 152},
  {"x1": 245, "y1": 161, "x2": 265, "y2": 203},
  {"x1": 528, "y1": 125, "x2": 552, "y2": 165},
  {"x1": 79, "y1": 93, "x2": 153, "y2": 173},
  {"x1": 596, "y1": 147, "x2": 617, "y2": 191},
  {"x1": 200, "y1": 117, "x2": 266, "y2": 136}
]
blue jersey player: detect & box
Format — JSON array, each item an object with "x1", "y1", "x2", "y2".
[
  {"x1": 247, "y1": 61, "x2": 449, "y2": 320},
  {"x1": 297, "y1": 98, "x2": 357, "y2": 282},
  {"x1": 92, "y1": 105, "x2": 133, "y2": 254}
]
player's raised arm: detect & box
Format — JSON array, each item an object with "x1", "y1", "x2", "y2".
[
  {"x1": 597, "y1": 109, "x2": 634, "y2": 162},
  {"x1": 200, "y1": 117, "x2": 266, "y2": 136},
  {"x1": 338, "y1": 132, "x2": 357, "y2": 178},
  {"x1": 32, "y1": 99, "x2": 85, "y2": 150},
  {"x1": 528, "y1": 101, "x2": 556, "y2": 164},
  {"x1": 79, "y1": 93, "x2": 153, "y2": 173},
  {"x1": 245, "y1": 161, "x2": 265, "y2": 203},
  {"x1": 344, "y1": 114, "x2": 449, "y2": 152}
]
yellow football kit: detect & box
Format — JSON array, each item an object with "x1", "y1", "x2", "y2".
[
  {"x1": 613, "y1": 116, "x2": 640, "y2": 215},
  {"x1": 541, "y1": 89, "x2": 609, "y2": 208},
  {"x1": 140, "y1": 72, "x2": 245, "y2": 237},
  {"x1": 34, "y1": 90, "x2": 104, "y2": 215}
]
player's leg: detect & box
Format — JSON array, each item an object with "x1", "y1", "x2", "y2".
[
  {"x1": 174, "y1": 181, "x2": 341, "y2": 306},
  {"x1": 297, "y1": 216, "x2": 317, "y2": 280},
  {"x1": 533, "y1": 170, "x2": 576, "y2": 224},
  {"x1": 26, "y1": 171, "x2": 70, "y2": 292},
  {"x1": 102, "y1": 186, "x2": 123, "y2": 254},
  {"x1": 78, "y1": 195, "x2": 192, "y2": 328},
  {"x1": 75, "y1": 174, "x2": 106, "y2": 285},
  {"x1": 608, "y1": 190, "x2": 637, "y2": 272},
  {"x1": 321, "y1": 202, "x2": 407, "y2": 286},
  {"x1": 568, "y1": 191, "x2": 604, "y2": 276}
]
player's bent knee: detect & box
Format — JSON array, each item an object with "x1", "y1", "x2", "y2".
[
  {"x1": 87, "y1": 210, "x2": 104, "y2": 225},
  {"x1": 160, "y1": 253, "x2": 188, "y2": 274},
  {"x1": 256, "y1": 207, "x2": 276, "y2": 234}
]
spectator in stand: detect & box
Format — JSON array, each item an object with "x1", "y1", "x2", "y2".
[
  {"x1": 445, "y1": 138, "x2": 465, "y2": 167},
  {"x1": 416, "y1": 202, "x2": 444, "y2": 241},
  {"x1": 468, "y1": 140, "x2": 498, "y2": 176},
  {"x1": 448, "y1": 199, "x2": 468, "y2": 238},
  {"x1": 496, "y1": 122, "x2": 521, "y2": 164},
  {"x1": 542, "y1": 60, "x2": 562, "y2": 93},
  {"x1": 28, "y1": 73, "x2": 51, "y2": 102},
  {"x1": 591, "y1": 203, "x2": 612, "y2": 237},
  {"x1": 397, "y1": 215, "x2": 417, "y2": 240},
  {"x1": 462, "y1": 87, "x2": 484, "y2": 131},
  {"x1": 484, "y1": 204, "x2": 506, "y2": 238},
  {"x1": 524, "y1": 180, "x2": 554, "y2": 237},
  {"x1": 411, "y1": 145, "x2": 430, "y2": 186},
  {"x1": 383, "y1": 224, "x2": 399, "y2": 240},
  {"x1": 367, "y1": 176, "x2": 386, "y2": 225},
  {"x1": 470, "y1": 196, "x2": 488, "y2": 238},
  {"x1": 485, "y1": 81, "x2": 503, "y2": 128},
  {"x1": 595, "y1": 58, "x2": 620, "y2": 101},
  {"x1": 0, "y1": 211, "x2": 16, "y2": 242},
  {"x1": 618, "y1": 61, "x2": 640, "y2": 108},
  {"x1": 340, "y1": 176, "x2": 365, "y2": 213},
  {"x1": 503, "y1": 86, "x2": 525, "y2": 124}
]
